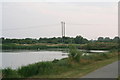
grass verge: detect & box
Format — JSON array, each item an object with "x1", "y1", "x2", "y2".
[{"x1": 32, "y1": 55, "x2": 118, "y2": 78}]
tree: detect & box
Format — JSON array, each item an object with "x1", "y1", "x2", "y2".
[
  {"x1": 113, "y1": 36, "x2": 120, "y2": 42},
  {"x1": 85, "y1": 43, "x2": 91, "y2": 52},
  {"x1": 74, "y1": 35, "x2": 84, "y2": 44},
  {"x1": 104, "y1": 37, "x2": 111, "y2": 42},
  {"x1": 98, "y1": 37, "x2": 104, "y2": 42}
]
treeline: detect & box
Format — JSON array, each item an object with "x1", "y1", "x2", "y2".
[
  {"x1": 1, "y1": 35, "x2": 120, "y2": 44},
  {"x1": 96, "y1": 36, "x2": 119, "y2": 42}
]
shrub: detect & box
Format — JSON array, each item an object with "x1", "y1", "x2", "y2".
[
  {"x1": 37, "y1": 62, "x2": 53, "y2": 75},
  {"x1": 2, "y1": 68, "x2": 20, "y2": 78},
  {"x1": 101, "y1": 53, "x2": 109, "y2": 58},
  {"x1": 52, "y1": 59, "x2": 59, "y2": 63},
  {"x1": 68, "y1": 45, "x2": 83, "y2": 63},
  {"x1": 18, "y1": 64, "x2": 38, "y2": 77},
  {"x1": 18, "y1": 61, "x2": 54, "y2": 77},
  {"x1": 56, "y1": 59, "x2": 70, "y2": 67}
]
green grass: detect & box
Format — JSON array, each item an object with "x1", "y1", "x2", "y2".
[
  {"x1": 2, "y1": 43, "x2": 69, "y2": 50},
  {"x1": 2, "y1": 42, "x2": 118, "y2": 50},
  {"x1": 2, "y1": 49, "x2": 119, "y2": 78},
  {"x1": 34, "y1": 50, "x2": 118, "y2": 78},
  {"x1": 0, "y1": 69, "x2": 2, "y2": 79},
  {"x1": 18, "y1": 61, "x2": 54, "y2": 77},
  {"x1": 2, "y1": 68, "x2": 20, "y2": 78},
  {"x1": 31, "y1": 55, "x2": 118, "y2": 78},
  {"x1": 117, "y1": 76, "x2": 120, "y2": 80}
]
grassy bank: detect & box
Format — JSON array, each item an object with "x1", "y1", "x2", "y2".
[
  {"x1": 33, "y1": 55, "x2": 118, "y2": 78},
  {"x1": 2, "y1": 49, "x2": 119, "y2": 78},
  {"x1": 2, "y1": 42, "x2": 118, "y2": 50},
  {"x1": 2, "y1": 43, "x2": 69, "y2": 50}
]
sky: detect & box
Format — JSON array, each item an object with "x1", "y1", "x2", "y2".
[
  {"x1": 1, "y1": 1, "x2": 118, "y2": 40},
  {"x1": 0, "y1": 0, "x2": 119, "y2": 2}
]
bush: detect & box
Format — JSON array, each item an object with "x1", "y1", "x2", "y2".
[
  {"x1": 100, "y1": 53, "x2": 109, "y2": 59},
  {"x1": 56, "y1": 59, "x2": 70, "y2": 67},
  {"x1": 52, "y1": 59, "x2": 59, "y2": 63},
  {"x1": 2, "y1": 68, "x2": 20, "y2": 78},
  {"x1": 68, "y1": 45, "x2": 83, "y2": 63},
  {"x1": 37, "y1": 62, "x2": 53, "y2": 75},
  {"x1": 18, "y1": 61, "x2": 54, "y2": 77},
  {"x1": 18, "y1": 64, "x2": 38, "y2": 77}
]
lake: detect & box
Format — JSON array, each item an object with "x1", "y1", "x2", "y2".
[
  {"x1": 0, "y1": 49, "x2": 108, "y2": 69},
  {"x1": 1, "y1": 50, "x2": 68, "y2": 69}
]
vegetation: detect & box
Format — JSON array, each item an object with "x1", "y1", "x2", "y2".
[
  {"x1": 118, "y1": 76, "x2": 120, "y2": 80},
  {"x1": 68, "y1": 45, "x2": 82, "y2": 63},
  {"x1": 2, "y1": 68, "x2": 20, "y2": 78},
  {"x1": 1, "y1": 36, "x2": 88, "y2": 44},
  {"x1": 1, "y1": 35, "x2": 119, "y2": 50},
  {"x1": 1, "y1": 42, "x2": 118, "y2": 51},
  {"x1": 1, "y1": 36, "x2": 119, "y2": 44},
  {"x1": 2, "y1": 46, "x2": 119, "y2": 78},
  {"x1": 2, "y1": 43, "x2": 69, "y2": 50},
  {"x1": 1, "y1": 35, "x2": 119, "y2": 78}
]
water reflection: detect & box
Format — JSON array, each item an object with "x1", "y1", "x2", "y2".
[{"x1": 1, "y1": 51, "x2": 68, "y2": 69}]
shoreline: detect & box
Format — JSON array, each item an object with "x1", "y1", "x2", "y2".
[{"x1": 1, "y1": 50, "x2": 119, "y2": 78}]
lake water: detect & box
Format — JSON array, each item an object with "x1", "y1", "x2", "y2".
[
  {"x1": 0, "y1": 50, "x2": 68, "y2": 69},
  {"x1": 0, "y1": 49, "x2": 108, "y2": 69}
]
